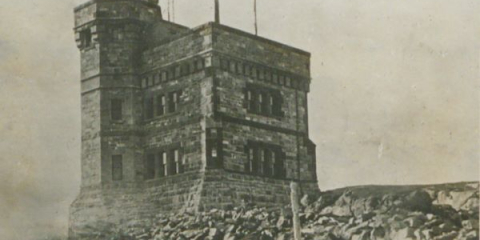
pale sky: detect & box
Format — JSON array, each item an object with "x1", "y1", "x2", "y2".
[{"x1": 0, "y1": 0, "x2": 478, "y2": 239}]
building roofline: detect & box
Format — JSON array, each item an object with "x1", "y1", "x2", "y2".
[
  {"x1": 204, "y1": 22, "x2": 311, "y2": 57},
  {"x1": 74, "y1": 0, "x2": 160, "y2": 12}
]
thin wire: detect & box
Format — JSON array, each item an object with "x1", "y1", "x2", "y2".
[
  {"x1": 167, "y1": 0, "x2": 171, "y2": 21},
  {"x1": 172, "y1": 0, "x2": 175, "y2": 22}
]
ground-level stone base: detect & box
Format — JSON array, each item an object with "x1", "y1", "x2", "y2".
[{"x1": 69, "y1": 170, "x2": 320, "y2": 239}]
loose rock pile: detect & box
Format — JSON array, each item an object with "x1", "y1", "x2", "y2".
[{"x1": 74, "y1": 182, "x2": 479, "y2": 240}]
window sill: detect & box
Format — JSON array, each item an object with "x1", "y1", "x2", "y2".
[
  {"x1": 143, "y1": 111, "x2": 181, "y2": 123},
  {"x1": 246, "y1": 112, "x2": 283, "y2": 120}
]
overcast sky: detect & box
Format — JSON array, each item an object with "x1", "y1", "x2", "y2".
[{"x1": 0, "y1": 0, "x2": 478, "y2": 239}]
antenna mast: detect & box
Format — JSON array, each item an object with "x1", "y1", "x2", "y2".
[
  {"x1": 254, "y1": 0, "x2": 258, "y2": 35},
  {"x1": 215, "y1": 0, "x2": 220, "y2": 23}
]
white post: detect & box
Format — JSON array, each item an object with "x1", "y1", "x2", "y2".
[{"x1": 290, "y1": 181, "x2": 302, "y2": 240}]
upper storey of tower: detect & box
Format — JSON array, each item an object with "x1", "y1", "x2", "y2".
[
  {"x1": 74, "y1": 0, "x2": 311, "y2": 88},
  {"x1": 75, "y1": 0, "x2": 162, "y2": 27},
  {"x1": 141, "y1": 23, "x2": 311, "y2": 90}
]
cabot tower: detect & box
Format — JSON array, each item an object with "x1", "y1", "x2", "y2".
[{"x1": 70, "y1": 0, "x2": 318, "y2": 237}]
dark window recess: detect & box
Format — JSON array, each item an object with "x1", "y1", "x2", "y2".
[
  {"x1": 161, "y1": 71, "x2": 168, "y2": 82},
  {"x1": 206, "y1": 128, "x2": 223, "y2": 168},
  {"x1": 144, "y1": 154, "x2": 155, "y2": 180},
  {"x1": 181, "y1": 64, "x2": 190, "y2": 76},
  {"x1": 195, "y1": 59, "x2": 204, "y2": 71},
  {"x1": 111, "y1": 99, "x2": 123, "y2": 121},
  {"x1": 174, "y1": 66, "x2": 181, "y2": 78},
  {"x1": 112, "y1": 155, "x2": 123, "y2": 181},
  {"x1": 245, "y1": 143, "x2": 285, "y2": 179},
  {"x1": 244, "y1": 64, "x2": 250, "y2": 76},
  {"x1": 144, "y1": 148, "x2": 183, "y2": 180},
  {"x1": 80, "y1": 29, "x2": 92, "y2": 48},
  {"x1": 221, "y1": 59, "x2": 229, "y2": 70},
  {"x1": 154, "y1": 74, "x2": 161, "y2": 85},
  {"x1": 244, "y1": 84, "x2": 283, "y2": 117},
  {"x1": 145, "y1": 97, "x2": 154, "y2": 119}
]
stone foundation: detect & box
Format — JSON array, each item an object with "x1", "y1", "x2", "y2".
[{"x1": 69, "y1": 169, "x2": 320, "y2": 238}]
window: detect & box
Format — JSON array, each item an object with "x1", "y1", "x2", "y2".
[
  {"x1": 244, "y1": 64, "x2": 250, "y2": 76},
  {"x1": 168, "y1": 91, "x2": 181, "y2": 113},
  {"x1": 168, "y1": 149, "x2": 180, "y2": 175},
  {"x1": 156, "y1": 95, "x2": 166, "y2": 116},
  {"x1": 265, "y1": 70, "x2": 272, "y2": 81},
  {"x1": 155, "y1": 153, "x2": 163, "y2": 178},
  {"x1": 221, "y1": 59, "x2": 229, "y2": 70},
  {"x1": 174, "y1": 66, "x2": 181, "y2": 78},
  {"x1": 147, "y1": 77, "x2": 153, "y2": 87},
  {"x1": 246, "y1": 148, "x2": 254, "y2": 173},
  {"x1": 209, "y1": 129, "x2": 218, "y2": 138},
  {"x1": 273, "y1": 73, "x2": 279, "y2": 84},
  {"x1": 80, "y1": 29, "x2": 92, "y2": 48},
  {"x1": 111, "y1": 99, "x2": 123, "y2": 121},
  {"x1": 145, "y1": 154, "x2": 155, "y2": 180},
  {"x1": 258, "y1": 149, "x2": 265, "y2": 175},
  {"x1": 206, "y1": 128, "x2": 222, "y2": 168},
  {"x1": 195, "y1": 59, "x2": 204, "y2": 71},
  {"x1": 144, "y1": 90, "x2": 182, "y2": 121},
  {"x1": 244, "y1": 84, "x2": 282, "y2": 117},
  {"x1": 245, "y1": 143, "x2": 285, "y2": 178},
  {"x1": 112, "y1": 155, "x2": 123, "y2": 181},
  {"x1": 145, "y1": 148, "x2": 183, "y2": 180},
  {"x1": 174, "y1": 149, "x2": 181, "y2": 174},
  {"x1": 230, "y1": 61, "x2": 236, "y2": 72},
  {"x1": 161, "y1": 71, "x2": 168, "y2": 82},
  {"x1": 145, "y1": 97, "x2": 154, "y2": 119},
  {"x1": 279, "y1": 75, "x2": 285, "y2": 85},
  {"x1": 162, "y1": 152, "x2": 168, "y2": 176}
]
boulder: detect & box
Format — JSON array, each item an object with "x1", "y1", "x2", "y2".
[
  {"x1": 370, "y1": 227, "x2": 386, "y2": 240},
  {"x1": 390, "y1": 227, "x2": 415, "y2": 240},
  {"x1": 401, "y1": 190, "x2": 433, "y2": 212},
  {"x1": 462, "y1": 219, "x2": 479, "y2": 230}
]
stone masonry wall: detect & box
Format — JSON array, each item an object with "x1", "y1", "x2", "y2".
[
  {"x1": 212, "y1": 24, "x2": 311, "y2": 78},
  {"x1": 214, "y1": 70, "x2": 308, "y2": 133},
  {"x1": 69, "y1": 171, "x2": 205, "y2": 238},
  {"x1": 141, "y1": 26, "x2": 212, "y2": 72},
  {"x1": 199, "y1": 170, "x2": 319, "y2": 211},
  {"x1": 81, "y1": 90, "x2": 102, "y2": 187}
]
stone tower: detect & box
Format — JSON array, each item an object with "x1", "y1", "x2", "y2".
[{"x1": 70, "y1": 0, "x2": 319, "y2": 237}]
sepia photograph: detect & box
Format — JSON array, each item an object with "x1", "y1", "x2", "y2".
[{"x1": 0, "y1": 0, "x2": 478, "y2": 239}]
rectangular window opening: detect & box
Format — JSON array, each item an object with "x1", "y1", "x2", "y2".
[
  {"x1": 80, "y1": 29, "x2": 92, "y2": 48},
  {"x1": 156, "y1": 95, "x2": 165, "y2": 116},
  {"x1": 112, "y1": 155, "x2": 123, "y2": 181},
  {"x1": 111, "y1": 99, "x2": 123, "y2": 121},
  {"x1": 145, "y1": 154, "x2": 155, "y2": 180},
  {"x1": 145, "y1": 97, "x2": 154, "y2": 120}
]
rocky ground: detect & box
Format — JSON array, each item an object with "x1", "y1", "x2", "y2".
[{"x1": 72, "y1": 182, "x2": 479, "y2": 240}]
